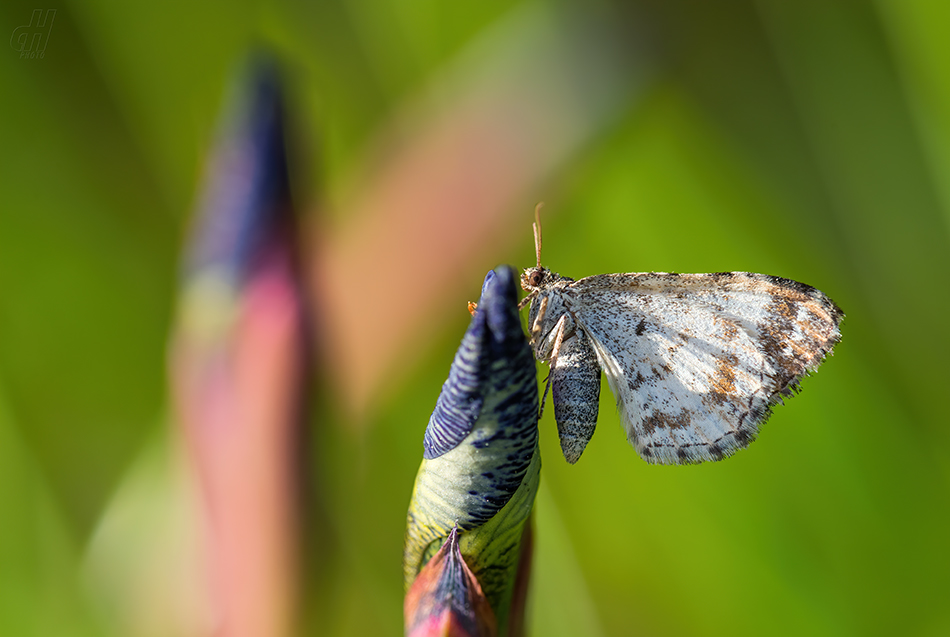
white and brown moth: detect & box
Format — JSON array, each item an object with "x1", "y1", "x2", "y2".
[{"x1": 519, "y1": 211, "x2": 843, "y2": 465}]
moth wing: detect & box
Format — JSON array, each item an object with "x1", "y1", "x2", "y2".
[{"x1": 565, "y1": 272, "x2": 843, "y2": 465}]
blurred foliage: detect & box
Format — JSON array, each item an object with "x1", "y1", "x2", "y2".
[{"x1": 1, "y1": 1, "x2": 950, "y2": 636}]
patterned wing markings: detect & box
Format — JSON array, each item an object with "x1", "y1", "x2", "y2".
[{"x1": 557, "y1": 272, "x2": 843, "y2": 464}]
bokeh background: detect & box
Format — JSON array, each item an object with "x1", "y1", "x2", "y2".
[{"x1": 2, "y1": 1, "x2": 950, "y2": 636}]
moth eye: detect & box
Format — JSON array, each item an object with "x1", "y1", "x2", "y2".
[{"x1": 529, "y1": 271, "x2": 543, "y2": 286}]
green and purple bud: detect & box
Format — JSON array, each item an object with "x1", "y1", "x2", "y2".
[{"x1": 404, "y1": 266, "x2": 540, "y2": 637}]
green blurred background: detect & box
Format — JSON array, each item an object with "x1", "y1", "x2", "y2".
[{"x1": 2, "y1": 1, "x2": 949, "y2": 636}]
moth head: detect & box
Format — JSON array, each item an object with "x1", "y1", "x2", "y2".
[{"x1": 521, "y1": 266, "x2": 548, "y2": 291}]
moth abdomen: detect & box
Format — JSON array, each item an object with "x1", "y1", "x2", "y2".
[{"x1": 551, "y1": 330, "x2": 602, "y2": 463}]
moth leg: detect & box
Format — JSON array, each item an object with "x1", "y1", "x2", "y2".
[
  {"x1": 529, "y1": 295, "x2": 549, "y2": 348},
  {"x1": 550, "y1": 327, "x2": 601, "y2": 464},
  {"x1": 549, "y1": 314, "x2": 568, "y2": 366},
  {"x1": 537, "y1": 313, "x2": 568, "y2": 422},
  {"x1": 532, "y1": 297, "x2": 575, "y2": 364},
  {"x1": 539, "y1": 373, "x2": 552, "y2": 421},
  {"x1": 517, "y1": 289, "x2": 537, "y2": 311}
]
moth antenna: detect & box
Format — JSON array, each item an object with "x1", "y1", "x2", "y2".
[{"x1": 533, "y1": 202, "x2": 544, "y2": 268}]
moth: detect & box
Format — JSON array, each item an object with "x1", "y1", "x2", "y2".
[{"x1": 519, "y1": 209, "x2": 844, "y2": 465}]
